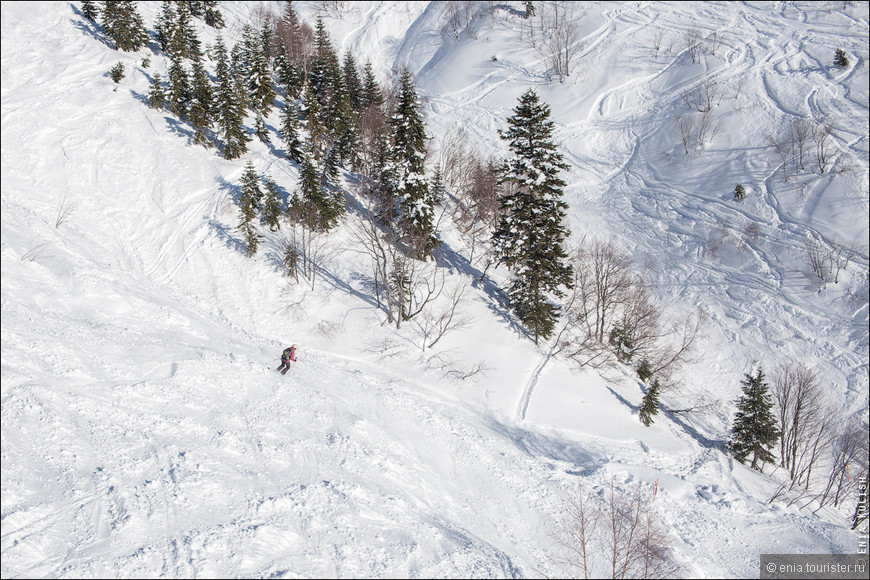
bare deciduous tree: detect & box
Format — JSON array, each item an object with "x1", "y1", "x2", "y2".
[
  {"x1": 767, "y1": 131, "x2": 793, "y2": 182},
  {"x1": 540, "y1": 1, "x2": 582, "y2": 82},
  {"x1": 555, "y1": 480, "x2": 680, "y2": 579},
  {"x1": 812, "y1": 120, "x2": 833, "y2": 173},
  {"x1": 772, "y1": 364, "x2": 836, "y2": 488},
  {"x1": 684, "y1": 26, "x2": 703, "y2": 63},
  {"x1": 790, "y1": 118, "x2": 813, "y2": 173},
  {"x1": 696, "y1": 109, "x2": 722, "y2": 148},
  {"x1": 674, "y1": 114, "x2": 696, "y2": 154}
]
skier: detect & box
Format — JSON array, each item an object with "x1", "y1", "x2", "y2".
[{"x1": 277, "y1": 344, "x2": 297, "y2": 375}]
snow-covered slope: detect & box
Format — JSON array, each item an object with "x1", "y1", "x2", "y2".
[{"x1": 2, "y1": 1, "x2": 867, "y2": 578}]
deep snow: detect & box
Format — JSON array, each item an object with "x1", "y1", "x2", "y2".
[{"x1": 2, "y1": 1, "x2": 868, "y2": 578}]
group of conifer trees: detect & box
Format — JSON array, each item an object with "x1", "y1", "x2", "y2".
[{"x1": 85, "y1": 1, "x2": 577, "y2": 353}]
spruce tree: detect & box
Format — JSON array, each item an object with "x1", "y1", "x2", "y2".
[
  {"x1": 102, "y1": 1, "x2": 148, "y2": 52},
  {"x1": 492, "y1": 88, "x2": 573, "y2": 344},
  {"x1": 261, "y1": 176, "x2": 283, "y2": 232},
  {"x1": 727, "y1": 368, "x2": 780, "y2": 470},
  {"x1": 343, "y1": 51, "x2": 363, "y2": 114},
  {"x1": 734, "y1": 183, "x2": 746, "y2": 200},
  {"x1": 360, "y1": 61, "x2": 384, "y2": 110},
  {"x1": 638, "y1": 379, "x2": 661, "y2": 427},
  {"x1": 238, "y1": 162, "x2": 263, "y2": 257},
  {"x1": 81, "y1": 0, "x2": 99, "y2": 22},
  {"x1": 147, "y1": 72, "x2": 167, "y2": 110},
  {"x1": 203, "y1": 1, "x2": 225, "y2": 29},
  {"x1": 390, "y1": 69, "x2": 437, "y2": 259},
  {"x1": 167, "y1": 55, "x2": 191, "y2": 117},
  {"x1": 280, "y1": 101, "x2": 304, "y2": 164},
  {"x1": 213, "y1": 35, "x2": 250, "y2": 160},
  {"x1": 154, "y1": 1, "x2": 176, "y2": 53},
  {"x1": 834, "y1": 48, "x2": 849, "y2": 68}
]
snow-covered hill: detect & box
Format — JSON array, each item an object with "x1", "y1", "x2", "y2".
[{"x1": 2, "y1": 1, "x2": 867, "y2": 578}]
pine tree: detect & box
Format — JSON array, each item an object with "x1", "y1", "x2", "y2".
[
  {"x1": 734, "y1": 183, "x2": 746, "y2": 200},
  {"x1": 390, "y1": 69, "x2": 437, "y2": 259},
  {"x1": 154, "y1": 1, "x2": 176, "y2": 53},
  {"x1": 727, "y1": 368, "x2": 780, "y2": 470},
  {"x1": 81, "y1": 0, "x2": 99, "y2": 22},
  {"x1": 492, "y1": 88, "x2": 573, "y2": 344},
  {"x1": 167, "y1": 55, "x2": 191, "y2": 116},
  {"x1": 213, "y1": 35, "x2": 250, "y2": 160},
  {"x1": 238, "y1": 162, "x2": 263, "y2": 257},
  {"x1": 147, "y1": 72, "x2": 167, "y2": 110},
  {"x1": 638, "y1": 379, "x2": 661, "y2": 427},
  {"x1": 834, "y1": 48, "x2": 849, "y2": 68},
  {"x1": 280, "y1": 101, "x2": 304, "y2": 164},
  {"x1": 248, "y1": 22, "x2": 276, "y2": 120},
  {"x1": 102, "y1": 1, "x2": 148, "y2": 52},
  {"x1": 203, "y1": 1, "x2": 225, "y2": 29},
  {"x1": 360, "y1": 61, "x2": 384, "y2": 110},
  {"x1": 343, "y1": 51, "x2": 363, "y2": 114},
  {"x1": 261, "y1": 176, "x2": 283, "y2": 232}
]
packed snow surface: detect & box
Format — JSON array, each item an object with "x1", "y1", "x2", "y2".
[{"x1": 2, "y1": 1, "x2": 868, "y2": 578}]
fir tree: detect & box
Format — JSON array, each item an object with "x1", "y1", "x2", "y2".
[
  {"x1": 638, "y1": 379, "x2": 661, "y2": 427},
  {"x1": 154, "y1": 1, "x2": 176, "y2": 53},
  {"x1": 237, "y1": 161, "x2": 263, "y2": 257},
  {"x1": 727, "y1": 368, "x2": 780, "y2": 470},
  {"x1": 248, "y1": 22, "x2": 276, "y2": 119},
  {"x1": 167, "y1": 55, "x2": 191, "y2": 116},
  {"x1": 213, "y1": 35, "x2": 250, "y2": 160},
  {"x1": 360, "y1": 61, "x2": 384, "y2": 110},
  {"x1": 280, "y1": 101, "x2": 304, "y2": 164},
  {"x1": 147, "y1": 72, "x2": 167, "y2": 110},
  {"x1": 834, "y1": 48, "x2": 849, "y2": 68},
  {"x1": 734, "y1": 183, "x2": 746, "y2": 200},
  {"x1": 261, "y1": 176, "x2": 283, "y2": 232},
  {"x1": 239, "y1": 160, "x2": 264, "y2": 211},
  {"x1": 491, "y1": 88, "x2": 573, "y2": 344},
  {"x1": 390, "y1": 69, "x2": 437, "y2": 259},
  {"x1": 81, "y1": 0, "x2": 99, "y2": 22},
  {"x1": 109, "y1": 62, "x2": 125, "y2": 84},
  {"x1": 343, "y1": 51, "x2": 363, "y2": 113},
  {"x1": 102, "y1": 1, "x2": 148, "y2": 52},
  {"x1": 203, "y1": 1, "x2": 225, "y2": 29}
]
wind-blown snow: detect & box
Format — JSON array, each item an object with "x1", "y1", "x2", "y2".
[{"x1": 2, "y1": 1, "x2": 867, "y2": 578}]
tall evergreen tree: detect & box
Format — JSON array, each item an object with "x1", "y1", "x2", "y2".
[
  {"x1": 491, "y1": 88, "x2": 573, "y2": 344},
  {"x1": 102, "y1": 1, "x2": 148, "y2": 52},
  {"x1": 202, "y1": 0, "x2": 225, "y2": 29},
  {"x1": 147, "y1": 72, "x2": 167, "y2": 110},
  {"x1": 213, "y1": 35, "x2": 250, "y2": 160},
  {"x1": 343, "y1": 51, "x2": 363, "y2": 113},
  {"x1": 154, "y1": 1, "x2": 176, "y2": 53},
  {"x1": 167, "y1": 54, "x2": 191, "y2": 117},
  {"x1": 390, "y1": 69, "x2": 437, "y2": 259},
  {"x1": 280, "y1": 101, "x2": 304, "y2": 164},
  {"x1": 260, "y1": 176, "x2": 283, "y2": 231},
  {"x1": 360, "y1": 61, "x2": 384, "y2": 110},
  {"x1": 81, "y1": 0, "x2": 99, "y2": 22},
  {"x1": 727, "y1": 368, "x2": 781, "y2": 470},
  {"x1": 237, "y1": 161, "x2": 263, "y2": 257},
  {"x1": 638, "y1": 379, "x2": 661, "y2": 427}
]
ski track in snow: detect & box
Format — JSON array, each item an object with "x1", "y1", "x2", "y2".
[{"x1": 2, "y1": 1, "x2": 868, "y2": 578}]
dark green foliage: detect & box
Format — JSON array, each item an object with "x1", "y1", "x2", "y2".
[
  {"x1": 734, "y1": 183, "x2": 746, "y2": 200},
  {"x1": 638, "y1": 379, "x2": 661, "y2": 427},
  {"x1": 237, "y1": 161, "x2": 263, "y2": 257},
  {"x1": 167, "y1": 55, "x2": 190, "y2": 116},
  {"x1": 390, "y1": 70, "x2": 437, "y2": 259},
  {"x1": 239, "y1": 160, "x2": 263, "y2": 211},
  {"x1": 343, "y1": 51, "x2": 363, "y2": 113},
  {"x1": 636, "y1": 358, "x2": 654, "y2": 383},
  {"x1": 361, "y1": 61, "x2": 384, "y2": 109},
  {"x1": 290, "y1": 149, "x2": 345, "y2": 232},
  {"x1": 154, "y1": 1, "x2": 176, "y2": 52},
  {"x1": 81, "y1": 0, "x2": 99, "y2": 22},
  {"x1": 492, "y1": 89, "x2": 573, "y2": 344},
  {"x1": 147, "y1": 72, "x2": 167, "y2": 109},
  {"x1": 109, "y1": 62, "x2": 125, "y2": 84},
  {"x1": 213, "y1": 35, "x2": 250, "y2": 160},
  {"x1": 727, "y1": 368, "x2": 781, "y2": 470},
  {"x1": 203, "y1": 1, "x2": 225, "y2": 29},
  {"x1": 261, "y1": 176, "x2": 283, "y2": 232},
  {"x1": 102, "y1": 1, "x2": 148, "y2": 52},
  {"x1": 280, "y1": 101, "x2": 304, "y2": 164},
  {"x1": 834, "y1": 48, "x2": 849, "y2": 68}
]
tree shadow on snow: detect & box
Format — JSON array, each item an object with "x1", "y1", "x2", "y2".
[{"x1": 483, "y1": 414, "x2": 602, "y2": 477}]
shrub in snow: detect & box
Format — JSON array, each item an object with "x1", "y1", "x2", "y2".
[{"x1": 734, "y1": 184, "x2": 746, "y2": 200}]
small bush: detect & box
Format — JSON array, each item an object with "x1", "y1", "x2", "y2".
[
  {"x1": 734, "y1": 184, "x2": 746, "y2": 200},
  {"x1": 109, "y1": 62, "x2": 125, "y2": 84},
  {"x1": 834, "y1": 49, "x2": 849, "y2": 68}
]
